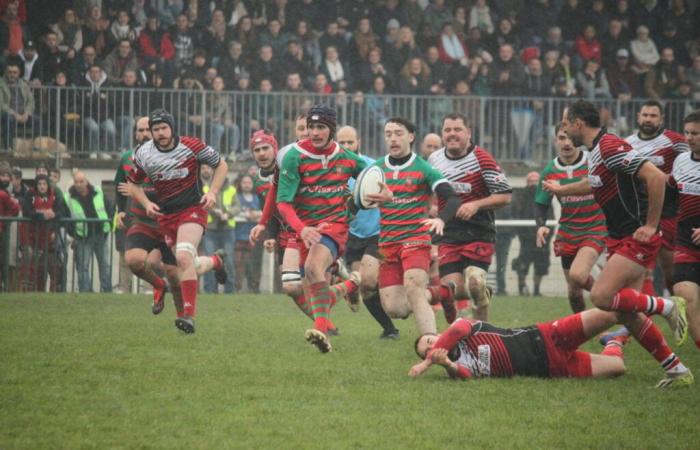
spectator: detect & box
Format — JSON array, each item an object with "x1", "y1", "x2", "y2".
[
  {"x1": 9, "y1": 166, "x2": 27, "y2": 202},
  {"x1": 493, "y1": 18, "x2": 520, "y2": 52},
  {"x1": 115, "y1": 69, "x2": 141, "y2": 151},
  {"x1": 630, "y1": 25, "x2": 660, "y2": 73},
  {"x1": 610, "y1": 0, "x2": 632, "y2": 32},
  {"x1": 366, "y1": 75, "x2": 392, "y2": 127},
  {"x1": 280, "y1": 39, "x2": 314, "y2": 85},
  {"x1": 171, "y1": 71, "x2": 204, "y2": 136},
  {"x1": 318, "y1": 21, "x2": 347, "y2": 60},
  {"x1": 687, "y1": 55, "x2": 700, "y2": 104},
  {"x1": 0, "y1": 165, "x2": 19, "y2": 291},
  {"x1": 558, "y1": 0, "x2": 584, "y2": 43},
  {"x1": 452, "y1": 5, "x2": 468, "y2": 37},
  {"x1": 555, "y1": 53, "x2": 577, "y2": 97},
  {"x1": 82, "y1": 65, "x2": 116, "y2": 157},
  {"x1": 664, "y1": 0, "x2": 694, "y2": 45},
  {"x1": 107, "y1": 9, "x2": 138, "y2": 50},
  {"x1": 259, "y1": 18, "x2": 291, "y2": 58},
  {"x1": 137, "y1": 13, "x2": 175, "y2": 85},
  {"x1": 437, "y1": 22, "x2": 468, "y2": 65},
  {"x1": 524, "y1": 58, "x2": 549, "y2": 97},
  {"x1": 293, "y1": 20, "x2": 321, "y2": 69},
  {"x1": 576, "y1": 59, "x2": 612, "y2": 99},
  {"x1": 422, "y1": 0, "x2": 452, "y2": 42},
  {"x1": 200, "y1": 9, "x2": 231, "y2": 67},
  {"x1": 0, "y1": 1, "x2": 27, "y2": 60},
  {"x1": 574, "y1": 25, "x2": 602, "y2": 65},
  {"x1": 606, "y1": 48, "x2": 641, "y2": 99},
  {"x1": 644, "y1": 47, "x2": 686, "y2": 100},
  {"x1": 520, "y1": 0, "x2": 557, "y2": 44},
  {"x1": 189, "y1": 49, "x2": 210, "y2": 84},
  {"x1": 65, "y1": 170, "x2": 112, "y2": 293},
  {"x1": 656, "y1": 22, "x2": 691, "y2": 67},
  {"x1": 398, "y1": 56, "x2": 431, "y2": 95},
  {"x1": 489, "y1": 43, "x2": 524, "y2": 96},
  {"x1": 233, "y1": 174, "x2": 262, "y2": 293},
  {"x1": 70, "y1": 44, "x2": 97, "y2": 86},
  {"x1": 312, "y1": 72, "x2": 332, "y2": 94},
  {"x1": 320, "y1": 45, "x2": 351, "y2": 92},
  {"x1": 288, "y1": 0, "x2": 324, "y2": 30},
  {"x1": 350, "y1": 17, "x2": 377, "y2": 67},
  {"x1": 371, "y1": 0, "x2": 401, "y2": 35},
  {"x1": 469, "y1": 0, "x2": 494, "y2": 35},
  {"x1": 218, "y1": 40, "x2": 248, "y2": 86},
  {"x1": 81, "y1": 5, "x2": 110, "y2": 56},
  {"x1": 584, "y1": 0, "x2": 610, "y2": 37},
  {"x1": 631, "y1": 0, "x2": 664, "y2": 36},
  {"x1": 389, "y1": 26, "x2": 422, "y2": 75},
  {"x1": 40, "y1": 31, "x2": 68, "y2": 84},
  {"x1": 14, "y1": 40, "x2": 43, "y2": 85},
  {"x1": 465, "y1": 26, "x2": 494, "y2": 62},
  {"x1": 601, "y1": 19, "x2": 630, "y2": 69},
  {"x1": 170, "y1": 13, "x2": 197, "y2": 70},
  {"x1": 155, "y1": 0, "x2": 185, "y2": 28},
  {"x1": 0, "y1": 62, "x2": 38, "y2": 150},
  {"x1": 101, "y1": 38, "x2": 140, "y2": 85},
  {"x1": 208, "y1": 76, "x2": 240, "y2": 156},
  {"x1": 467, "y1": 57, "x2": 491, "y2": 95},
  {"x1": 50, "y1": 9, "x2": 83, "y2": 61},
  {"x1": 357, "y1": 46, "x2": 392, "y2": 91},
  {"x1": 250, "y1": 45, "x2": 280, "y2": 89}
]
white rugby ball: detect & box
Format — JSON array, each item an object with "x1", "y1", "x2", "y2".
[{"x1": 353, "y1": 165, "x2": 385, "y2": 209}]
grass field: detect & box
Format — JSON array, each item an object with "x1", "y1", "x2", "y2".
[{"x1": 0, "y1": 292, "x2": 698, "y2": 450}]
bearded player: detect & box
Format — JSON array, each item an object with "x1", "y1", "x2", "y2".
[
  {"x1": 428, "y1": 113, "x2": 511, "y2": 322},
  {"x1": 127, "y1": 109, "x2": 228, "y2": 334},
  {"x1": 535, "y1": 124, "x2": 607, "y2": 313},
  {"x1": 545, "y1": 100, "x2": 691, "y2": 387}
]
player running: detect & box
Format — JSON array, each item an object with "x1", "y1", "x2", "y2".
[
  {"x1": 127, "y1": 109, "x2": 228, "y2": 334},
  {"x1": 366, "y1": 117, "x2": 461, "y2": 336},
  {"x1": 337, "y1": 125, "x2": 400, "y2": 339},
  {"x1": 275, "y1": 105, "x2": 365, "y2": 352},
  {"x1": 535, "y1": 124, "x2": 607, "y2": 313},
  {"x1": 410, "y1": 309, "x2": 628, "y2": 381},
  {"x1": 668, "y1": 110, "x2": 700, "y2": 350},
  {"x1": 428, "y1": 113, "x2": 511, "y2": 321},
  {"x1": 545, "y1": 100, "x2": 691, "y2": 387}
]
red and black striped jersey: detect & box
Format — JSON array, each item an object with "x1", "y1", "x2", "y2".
[
  {"x1": 128, "y1": 136, "x2": 221, "y2": 214},
  {"x1": 587, "y1": 130, "x2": 649, "y2": 239},
  {"x1": 428, "y1": 145, "x2": 511, "y2": 244},
  {"x1": 626, "y1": 129, "x2": 689, "y2": 218},
  {"x1": 669, "y1": 152, "x2": 700, "y2": 252}
]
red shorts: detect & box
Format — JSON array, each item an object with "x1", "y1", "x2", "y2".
[
  {"x1": 606, "y1": 233, "x2": 662, "y2": 269},
  {"x1": 674, "y1": 246, "x2": 700, "y2": 264},
  {"x1": 537, "y1": 313, "x2": 593, "y2": 378},
  {"x1": 157, "y1": 205, "x2": 208, "y2": 248},
  {"x1": 298, "y1": 222, "x2": 348, "y2": 267},
  {"x1": 278, "y1": 230, "x2": 299, "y2": 250},
  {"x1": 378, "y1": 242, "x2": 432, "y2": 288},
  {"x1": 553, "y1": 238, "x2": 605, "y2": 258},
  {"x1": 438, "y1": 242, "x2": 495, "y2": 266},
  {"x1": 126, "y1": 221, "x2": 163, "y2": 241},
  {"x1": 659, "y1": 216, "x2": 678, "y2": 251}
]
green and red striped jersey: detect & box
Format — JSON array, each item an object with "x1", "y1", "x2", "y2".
[
  {"x1": 115, "y1": 148, "x2": 157, "y2": 227},
  {"x1": 375, "y1": 153, "x2": 448, "y2": 247},
  {"x1": 276, "y1": 140, "x2": 366, "y2": 227},
  {"x1": 535, "y1": 151, "x2": 607, "y2": 245}
]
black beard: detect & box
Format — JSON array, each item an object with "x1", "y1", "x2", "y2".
[{"x1": 640, "y1": 124, "x2": 660, "y2": 136}]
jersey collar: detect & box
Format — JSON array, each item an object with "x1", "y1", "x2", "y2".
[
  {"x1": 385, "y1": 152, "x2": 416, "y2": 171},
  {"x1": 554, "y1": 150, "x2": 586, "y2": 170}
]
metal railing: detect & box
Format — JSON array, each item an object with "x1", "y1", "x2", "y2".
[{"x1": 2, "y1": 86, "x2": 697, "y2": 165}]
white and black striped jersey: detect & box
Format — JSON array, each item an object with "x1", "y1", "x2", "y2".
[
  {"x1": 128, "y1": 136, "x2": 221, "y2": 214},
  {"x1": 669, "y1": 152, "x2": 700, "y2": 251}
]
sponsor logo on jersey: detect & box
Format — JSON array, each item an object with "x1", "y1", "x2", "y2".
[
  {"x1": 152, "y1": 168, "x2": 189, "y2": 181},
  {"x1": 679, "y1": 182, "x2": 700, "y2": 195},
  {"x1": 622, "y1": 149, "x2": 640, "y2": 166},
  {"x1": 588, "y1": 175, "x2": 603, "y2": 188},
  {"x1": 450, "y1": 181, "x2": 472, "y2": 193},
  {"x1": 477, "y1": 345, "x2": 491, "y2": 376},
  {"x1": 299, "y1": 185, "x2": 346, "y2": 194},
  {"x1": 648, "y1": 155, "x2": 665, "y2": 166}
]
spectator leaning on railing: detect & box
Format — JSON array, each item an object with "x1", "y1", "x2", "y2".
[{"x1": 0, "y1": 61, "x2": 38, "y2": 151}]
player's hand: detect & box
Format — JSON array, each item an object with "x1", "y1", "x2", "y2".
[
  {"x1": 422, "y1": 218, "x2": 445, "y2": 235},
  {"x1": 536, "y1": 226, "x2": 550, "y2": 248},
  {"x1": 200, "y1": 191, "x2": 217, "y2": 210},
  {"x1": 117, "y1": 182, "x2": 132, "y2": 197},
  {"x1": 542, "y1": 179, "x2": 562, "y2": 194},
  {"x1": 263, "y1": 239, "x2": 276, "y2": 253},
  {"x1": 300, "y1": 226, "x2": 322, "y2": 248},
  {"x1": 365, "y1": 181, "x2": 393, "y2": 205},
  {"x1": 249, "y1": 224, "x2": 266, "y2": 245},
  {"x1": 145, "y1": 201, "x2": 162, "y2": 218},
  {"x1": 408, "y1": 359, "x2": 432, "y2": 377},
  {"x1": 430, "y1": 348, "x2": 451, "y2": 366},
  {"x1": 692, "y1": 227, "x2": 700, "y2": 245},
  {"x1": 633, "y1": 224, "x2": 656, "y2": 244},
  {"x1": 116, "y1": 212, "x2": 127, "y2": 229},
  {"x1": 456, "y1": 202, "x2": 479, "y2": 220}
]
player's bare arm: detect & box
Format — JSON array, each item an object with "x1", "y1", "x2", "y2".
[
  {"x1": 543, "y1": 178, "x2": 592, "y2": 195},
  {"x1": 128, "y1": 182, "x2": 162, "y2": 217},
  {"x1": 634, "y1": 161, "x2": 666, "y2": 243},
  {"x1": 456, "y1": 192, "x2": 511, "y2": 220},
  {"x1": 201, "y1": 160, "x2": 229, "y2": 210}
]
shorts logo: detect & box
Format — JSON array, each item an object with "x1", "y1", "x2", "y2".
[
  {"x1": 648, "y1": 155, "x2": 664, "y2": 166},
  {"x1": 588, "y1": 175, "x2": 603, "y2": 188},
  {"x1": 635, "y1": 252, "x2": 645, "y2": 261}
]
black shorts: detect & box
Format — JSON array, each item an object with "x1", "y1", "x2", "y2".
[
  {"x1": 126, "y1": 232, "x2": 176, "y2": 265},
  {"x1": 561, "y1": 255, "x2": 575, "y2": 271},
  {"x1": 345, "y1": 234, "x2": 379, "y2": 265},
  {"x1": 674, "y1": 263, "x2": 699, "y2": 285}
]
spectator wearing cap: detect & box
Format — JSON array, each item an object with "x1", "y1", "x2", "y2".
[
  {"x1": 0, "y1": 1, "x2": 27, "y2": 61},
  {"x1": 138, "y1": 14, "x2": 176, "y2": 85},
  {"x1": 601, "y1": 19, "x2": 630, "y2": 70},
  {"x1": 422, "y1": 0, "x2": 453, "y2": 43},
  {"x1": 12, "y1": 40, "x2": 43, "y2": 86},
  {"x1": 644, "y1": 47, "x2": 686, "y2": 100},
  {"x1": 350, "y1": 17, "x2": 378, "y2": 68},
  {"x1": 102, "y1": 39, "x2": 140, "y2": 85},
  {"x1": 320, "y1": 45, "x2": 352, "y2": 92},
  {"x1": 606, "y1": 48, "x2": 641, "y2": 99},
  {"x1": 49, "y1": 9, "x2": 83, "y2": 61},
  {"x1": 630, "y1": 24, "x2": 659, "y2": 73},
  {"x1": 0, "y1": 61, "x2": 38, "y2": 150}
]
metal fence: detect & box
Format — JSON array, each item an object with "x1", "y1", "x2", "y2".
[{"x1": 2, "y1": 86, "x2": 698, "y2": 164}]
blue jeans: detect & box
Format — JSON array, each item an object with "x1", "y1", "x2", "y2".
[
  {"x1": 207, "y1": 123, "x2": 241, "y2": 156},
  {"x1": 74, "y1": 233, "x2": 112, "y2": 293},
  {"x1": 202, "y1": 228, "x2": 236, "y2": 293},
  {"x1": 84, "y1": 117, "x2": 116, "y2": 153},
  {"x1": 117, "y1": 115, "x2": 135, "y2": 151}
]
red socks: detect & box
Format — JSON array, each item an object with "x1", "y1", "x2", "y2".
[
  {"x1": 611, "y1": 288, "x2": 671, "y2": 316},
  {"x1": 212, "y1": 254, "x2": 223, "y2": 270},
  {"x1": 180, "y1": 279, "x2": 198, "y2": 317},
  {"x1": 602, "y1": 340, "x2": 625, "y2": 359},
  {"x1": 632, "y1": 316, "x2": 679, "y2": 370},
  {"x1": 642, "y1": 277, "x2": 655, "y2": 295}
]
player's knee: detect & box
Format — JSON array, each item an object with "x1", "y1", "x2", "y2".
[
  {"x1": 360, "y1": 275, "x2": 377, "y2": 292},
  {"x1": 568, "y1": 269, "x2": 588, "y2": 290},
  {"x1": 590, "y1": 285, "x2": 613, "y2": 310},
  {"x1": 125, "y1": 252, "x2": 145, "y2": 271},
  {"x1": 465, "y1": 266, "x2": 488, "y2": 305},
  {"x1": 175, "y1": 242, "x2": 198, "y2": 270}
]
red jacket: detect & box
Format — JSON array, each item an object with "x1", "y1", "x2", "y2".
[
  {"x1": 575, "y1": 36, "x2": 601, "y2": 62},
  {"x1": 0, "y1": 189, "x2": 19, "y2": 233},
  {"x1": 138, "y1": 29, "x2": 175, "y2": 61}
]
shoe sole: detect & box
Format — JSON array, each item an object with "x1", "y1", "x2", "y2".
[
  {"x1": 655, "y1": 371, "x2": 694, "y2": 389},
  {"x1": 305, "y1": 329, "x2": 332, "y2": 353},
  {"x1": 670, "y1": 296, "x2": 688, "y2": 346},
  {"x1": 152, "y1": 301, "x2": 165, "y2": 315},
  {"x1": 175, "y1": 318, "x2": 195, "y2": 334}
]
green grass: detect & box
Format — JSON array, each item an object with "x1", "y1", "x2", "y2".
[{"x1": 0, "y1": 293, "x2": 698, "y2": 450}]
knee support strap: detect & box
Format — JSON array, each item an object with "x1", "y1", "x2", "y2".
[
  {"x1": 176, "y1": 242, "x2": 199, "y2": 268},
  {"x1": 281, "y1": 270, "x2": 302, "y2": 283}
]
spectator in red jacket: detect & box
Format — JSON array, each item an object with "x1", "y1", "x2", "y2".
[
  {"x1": 0, "y1": 164, "x2": 20, "y2": 291},
  {"x1": 575, "y1": 25, "x2": 601, "y2": 66},
  {"x1": 437, "y1": 22, "x2": 469, "y2": 65},
  {"x1": 138, "y1": 13, "x2": 175, "y2": 85}
]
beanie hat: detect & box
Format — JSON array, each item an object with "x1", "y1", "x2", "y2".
[{"x1": 249, "y1": 130, "x2": 279, "y2": 154}]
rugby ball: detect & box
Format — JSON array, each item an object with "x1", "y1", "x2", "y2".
[{"x1": 353, "y1": 165, "x2": 385, "y2": 209}]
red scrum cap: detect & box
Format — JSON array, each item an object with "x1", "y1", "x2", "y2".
[{"x1": 249, "y1": 130, "x2": 279, "y2": 154}]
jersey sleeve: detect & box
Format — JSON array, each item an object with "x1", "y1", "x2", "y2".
[
  {"x1": 182, "y1": 136, "x2": 221, "y2": 167},
  {"x1": 478, "y1": 149, "x2": 512, "y2": 194},
  {"x1": 600, "y1": 137, "x2": 646, "y2": 176},
  {"x1": 347, "y1": 149, "x2": 368, "y2": 178},
  {"x1": 669, "y1": 130, "x2": 690, "y2": 155},
  {"x1": 127, "y1": 150, "x2": 147, "y2": 184},
  {"x1": 422, "y1": 159, "x2": 449, "y2": 192},
  {"x1": 534, "y1": 164, "x2": 553, "y2": 205},
  {"x1": 114, "y1": 152, "x2": 129, "y2": 184},
  {"x1": 276, "y1": 149, "x2": 301, "y2": 203}
]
